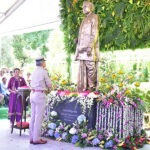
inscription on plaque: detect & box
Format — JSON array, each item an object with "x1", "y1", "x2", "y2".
[{"x1": 61, "y1": 109, "x2": 78, "y2": 123}]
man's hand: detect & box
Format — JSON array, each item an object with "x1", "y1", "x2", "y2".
[
  {"x1": 87, "y1": 47, "x2": 92, "y2": 56},
  {"x1": 78, "y1": 47, "x2": 85, "y2": 53}
]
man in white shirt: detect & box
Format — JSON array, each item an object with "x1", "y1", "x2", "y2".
[{"x1": 29, "y1": 56, "x2": 51, "y2": 144}]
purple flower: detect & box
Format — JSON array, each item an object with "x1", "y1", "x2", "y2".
[
  {"x1": 62, "y1": 132, "x2": 68, "y2": 141},
  {"x1": 132, "y1": 102, "x2": 137, "y2": 108},
  {"x1": 112, "y1": 145, "x2": 117, "y2": 150},
  {"x1": 102, "y1": 99, "x2": 107, "y2": 105},
  {"x1": 113, "y1": 137, "x2": 119, "y2": 143},
  {"x1": 71, "y1": 135, "x2": 79, "y2": 144},
  {"x1": 81, "y1": 133, "x2": 87, "y2": 139},
  {"x1": 105, "y1": 140, "x2": 114, "y2": 148},
  {"x1": 77, "y1": 114, "x2": 86, "y2": 124},
  {"x1": 48, "y1": 123, "x2": 56, "y2": 130},
  {"x1": 92, "y1": 138, "x2": 100, "y2": 146},
  {"x1": 120, "y1": 100, "x2": 124, "y2": 106},
  {"x1": 106, "y1": 102, "x2": 110, "y2": 108},
  {"x1": 48, "y1": 129, "x2": 54, "y2": 136},
  {"x1": 125, "y1": 139, "x2": 130, "y2": 144},
  {"x1": 98, "y1": 134, "x2": 104, "y2": 140},
  {"x1": 54, "y1": 132, "x2": 60, "y2": 139},
  {"x1": 59, "y1": 125, "x2": 64, "y2": 130}
]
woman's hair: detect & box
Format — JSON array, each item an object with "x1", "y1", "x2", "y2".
[{"x1": 13, "y1": 68, "x2": 20, "y2": 73}]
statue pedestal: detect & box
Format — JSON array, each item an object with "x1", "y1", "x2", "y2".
[
  {"x1": 96, "y1": 103, "x2": 143, "y2": 139},
  {"x1": 46, "y1": 96, "x2": 97, "y2": 129}
]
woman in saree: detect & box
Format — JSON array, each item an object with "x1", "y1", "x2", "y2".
[{"x1": 8, "y1": 68, "x2": 27, "y2": 125}]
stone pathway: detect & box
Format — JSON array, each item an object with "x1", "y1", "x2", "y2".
[{"x1": 0, "y1": 119, "x2": 149, "y2": 150}]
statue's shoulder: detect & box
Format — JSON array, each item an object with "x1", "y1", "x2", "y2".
[{"x1": 90, "y1": 13, "x2": 98, "y2": 20}]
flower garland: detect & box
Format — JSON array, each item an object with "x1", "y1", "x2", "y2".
[{"x1": 46, "y1": 91, "x2": 97, "y2": 114}]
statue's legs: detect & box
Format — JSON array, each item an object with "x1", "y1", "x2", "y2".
[
  {"x1": 77, "y1": 60, "x2": 87, "y2": 92},
  {"x1": 77, "y1": 60, "x2": 99, "y2": 92},
  {"x1": 86, "y1": 61, "x2": 98, "y2": 91}
]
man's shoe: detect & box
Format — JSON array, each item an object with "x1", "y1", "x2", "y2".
[
  {"x1": 32, "y1": 139, "x2": 47, "y2": 145},
  {"x1": 40, "y1": 139, "x2": 47, "y2": 143}
]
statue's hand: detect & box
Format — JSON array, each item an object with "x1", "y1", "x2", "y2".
[{"x1": 87, "y1": 47, "x2": 92, "y2": 56}]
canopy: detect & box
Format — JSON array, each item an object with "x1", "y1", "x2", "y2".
[{"x1": 0, "y1": 0, "x2": 60, "y2": 36}]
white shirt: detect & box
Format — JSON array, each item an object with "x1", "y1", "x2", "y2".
[{"x1": 30, "y1": 66, "x2": 51, "y2": 90}]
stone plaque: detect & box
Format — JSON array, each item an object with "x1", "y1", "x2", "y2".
[{"x1": 51, "y1": 97, "x2": 97, "y2": 129}]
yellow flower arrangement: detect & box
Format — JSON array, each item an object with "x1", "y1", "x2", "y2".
[
  {"x1": 51, "y1": 76, "x2": 59, "y2": 80},
  {"x1": 127, "y1": 75, "x2": 133, "y2": 79},
  {"x1": 117, "y1": 141, "x2": 124, "y2": 146},
  {"x1": 112, "y1": 74, "x2": 116, "y2": 79},
  {"x1": 99, "y1": 78, "x2": 106, "y2": 82},
  {"x1": 99, "y1": 144, "x2": 104, "y2": 148},
  {"x1": 124, "y1": 89, "x2": 131, "y2": 95},
  {"x1": 100, "y1": 140, "x2": 105, "y2": 144},
  {"x1": 119, "y1": 82, "x2": 123, "y2": 87},
  {"x1": 106, "y1": 85, "x2": 111, "y2": 89},
  {"x1": 87, "y1": 135, "x2": 95, "y2": 141},
  {"x1": 118, "y1": 70, "x2": 124, "y2": 75},
  {"x1": 134, "y1": 82, "x2": 140, "y2": 87}
]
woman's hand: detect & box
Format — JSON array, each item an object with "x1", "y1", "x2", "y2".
[{"x1": 11, "y1": 90, "x2": 18, "y2": 94}]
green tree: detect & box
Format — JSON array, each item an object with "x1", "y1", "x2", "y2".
[
  {"x1": 60, "y1": 0, "x2": 150, "y2": 53},
  {"x1": 0, "y1": 36, "x2": 14, "y2": 67},
  {"x1": 12, "y1": 30, "x2": 51, "y2": 67}
]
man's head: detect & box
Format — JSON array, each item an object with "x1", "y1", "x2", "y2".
[
  {"x1": 10, "y1": 71, "x2": 13, "y2": 77},
  {"x1": 2, "y1": 77, "x2": 7, "y2": 84},
  {"x1": 83, "y1": 1, "x2": 94, "y2": 15},
  {"x1": 35, "y1": 56, "x2": 46, "y2": 68}
]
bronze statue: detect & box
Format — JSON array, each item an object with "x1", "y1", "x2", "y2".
[{"x1": 75, "y1": 1, "x2": 100, "y2": 92}]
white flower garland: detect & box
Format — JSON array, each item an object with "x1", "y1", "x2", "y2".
[{"x1": 46, "y1": 93, "x2": 94, "y2": 114}]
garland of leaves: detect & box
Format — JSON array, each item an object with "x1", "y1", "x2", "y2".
[{"x1": 60, "y1": 0, "x2": 150, "y2": 53}]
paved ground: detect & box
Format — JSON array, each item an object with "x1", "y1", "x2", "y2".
[{"x1": 0, "y1": 119, "x2": 150, "y2": 150}]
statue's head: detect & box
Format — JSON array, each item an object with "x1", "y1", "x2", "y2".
[{"x1": 83, "y1": 1, "x2": 94, "y2": 14}]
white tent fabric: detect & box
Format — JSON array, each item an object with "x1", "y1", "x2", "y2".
[{"x1": 0, "y1": 0, "x2": 60, "y2": 36}]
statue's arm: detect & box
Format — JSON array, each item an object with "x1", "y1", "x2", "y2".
[{"x1": 88, "y1": 15, "x2": 99, "y2": 49}]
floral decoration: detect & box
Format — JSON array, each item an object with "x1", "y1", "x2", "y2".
[{"x1": 42, "y1": 111, "x2": 149, "y2": 149}]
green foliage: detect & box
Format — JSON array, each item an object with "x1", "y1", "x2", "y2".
[
  {"x1": 22, "y1": 30, "x2": 50, "y2": 54},
  {"x1": 60, "y1": 0, "x2": 150, "y2": 53},
  {"x1": 0, "y1": 107, "x2": 8, "y2": 119},
  {"x1": 143, "y1": 90, "x2": 150, "y2": 113},
  {"x1": 66, "y1": 52, "x2": 72, "y2": 80},
  {"x1": 12, "y1": 30, "x2": 51, "y2": 67},
  {"x1": 0, "y1": 36, "x2": 14, "y2": 67}
]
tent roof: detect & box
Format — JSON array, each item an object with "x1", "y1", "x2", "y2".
[{"x1": 0, "y1": 0, "x2": 60, "y2": 36}]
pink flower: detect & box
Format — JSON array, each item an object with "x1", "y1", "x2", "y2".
[
  {"x1": 79, "y1": 91, "x2": 90, "y2": 96},
  {"x1": 81, "y1": 133, "x2": 87, "y2": 138},
  {"x1": 117, "y1": 94, "x2": 122, "y2": 99},
  {"x1": 108, "y1": 98, "x2": 114, "y2": 103},
  {"x1": 59, "y1": 91, "x2": 66, "y2": 96}
]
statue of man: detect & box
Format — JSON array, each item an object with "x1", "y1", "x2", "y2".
[{"x1": 75, "y1": 1, "x2": 100, "y2": 92}]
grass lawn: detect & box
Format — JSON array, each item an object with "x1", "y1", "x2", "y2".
[{"x1": 0, "y1": 107, "x2": 8, "y2": 119}]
